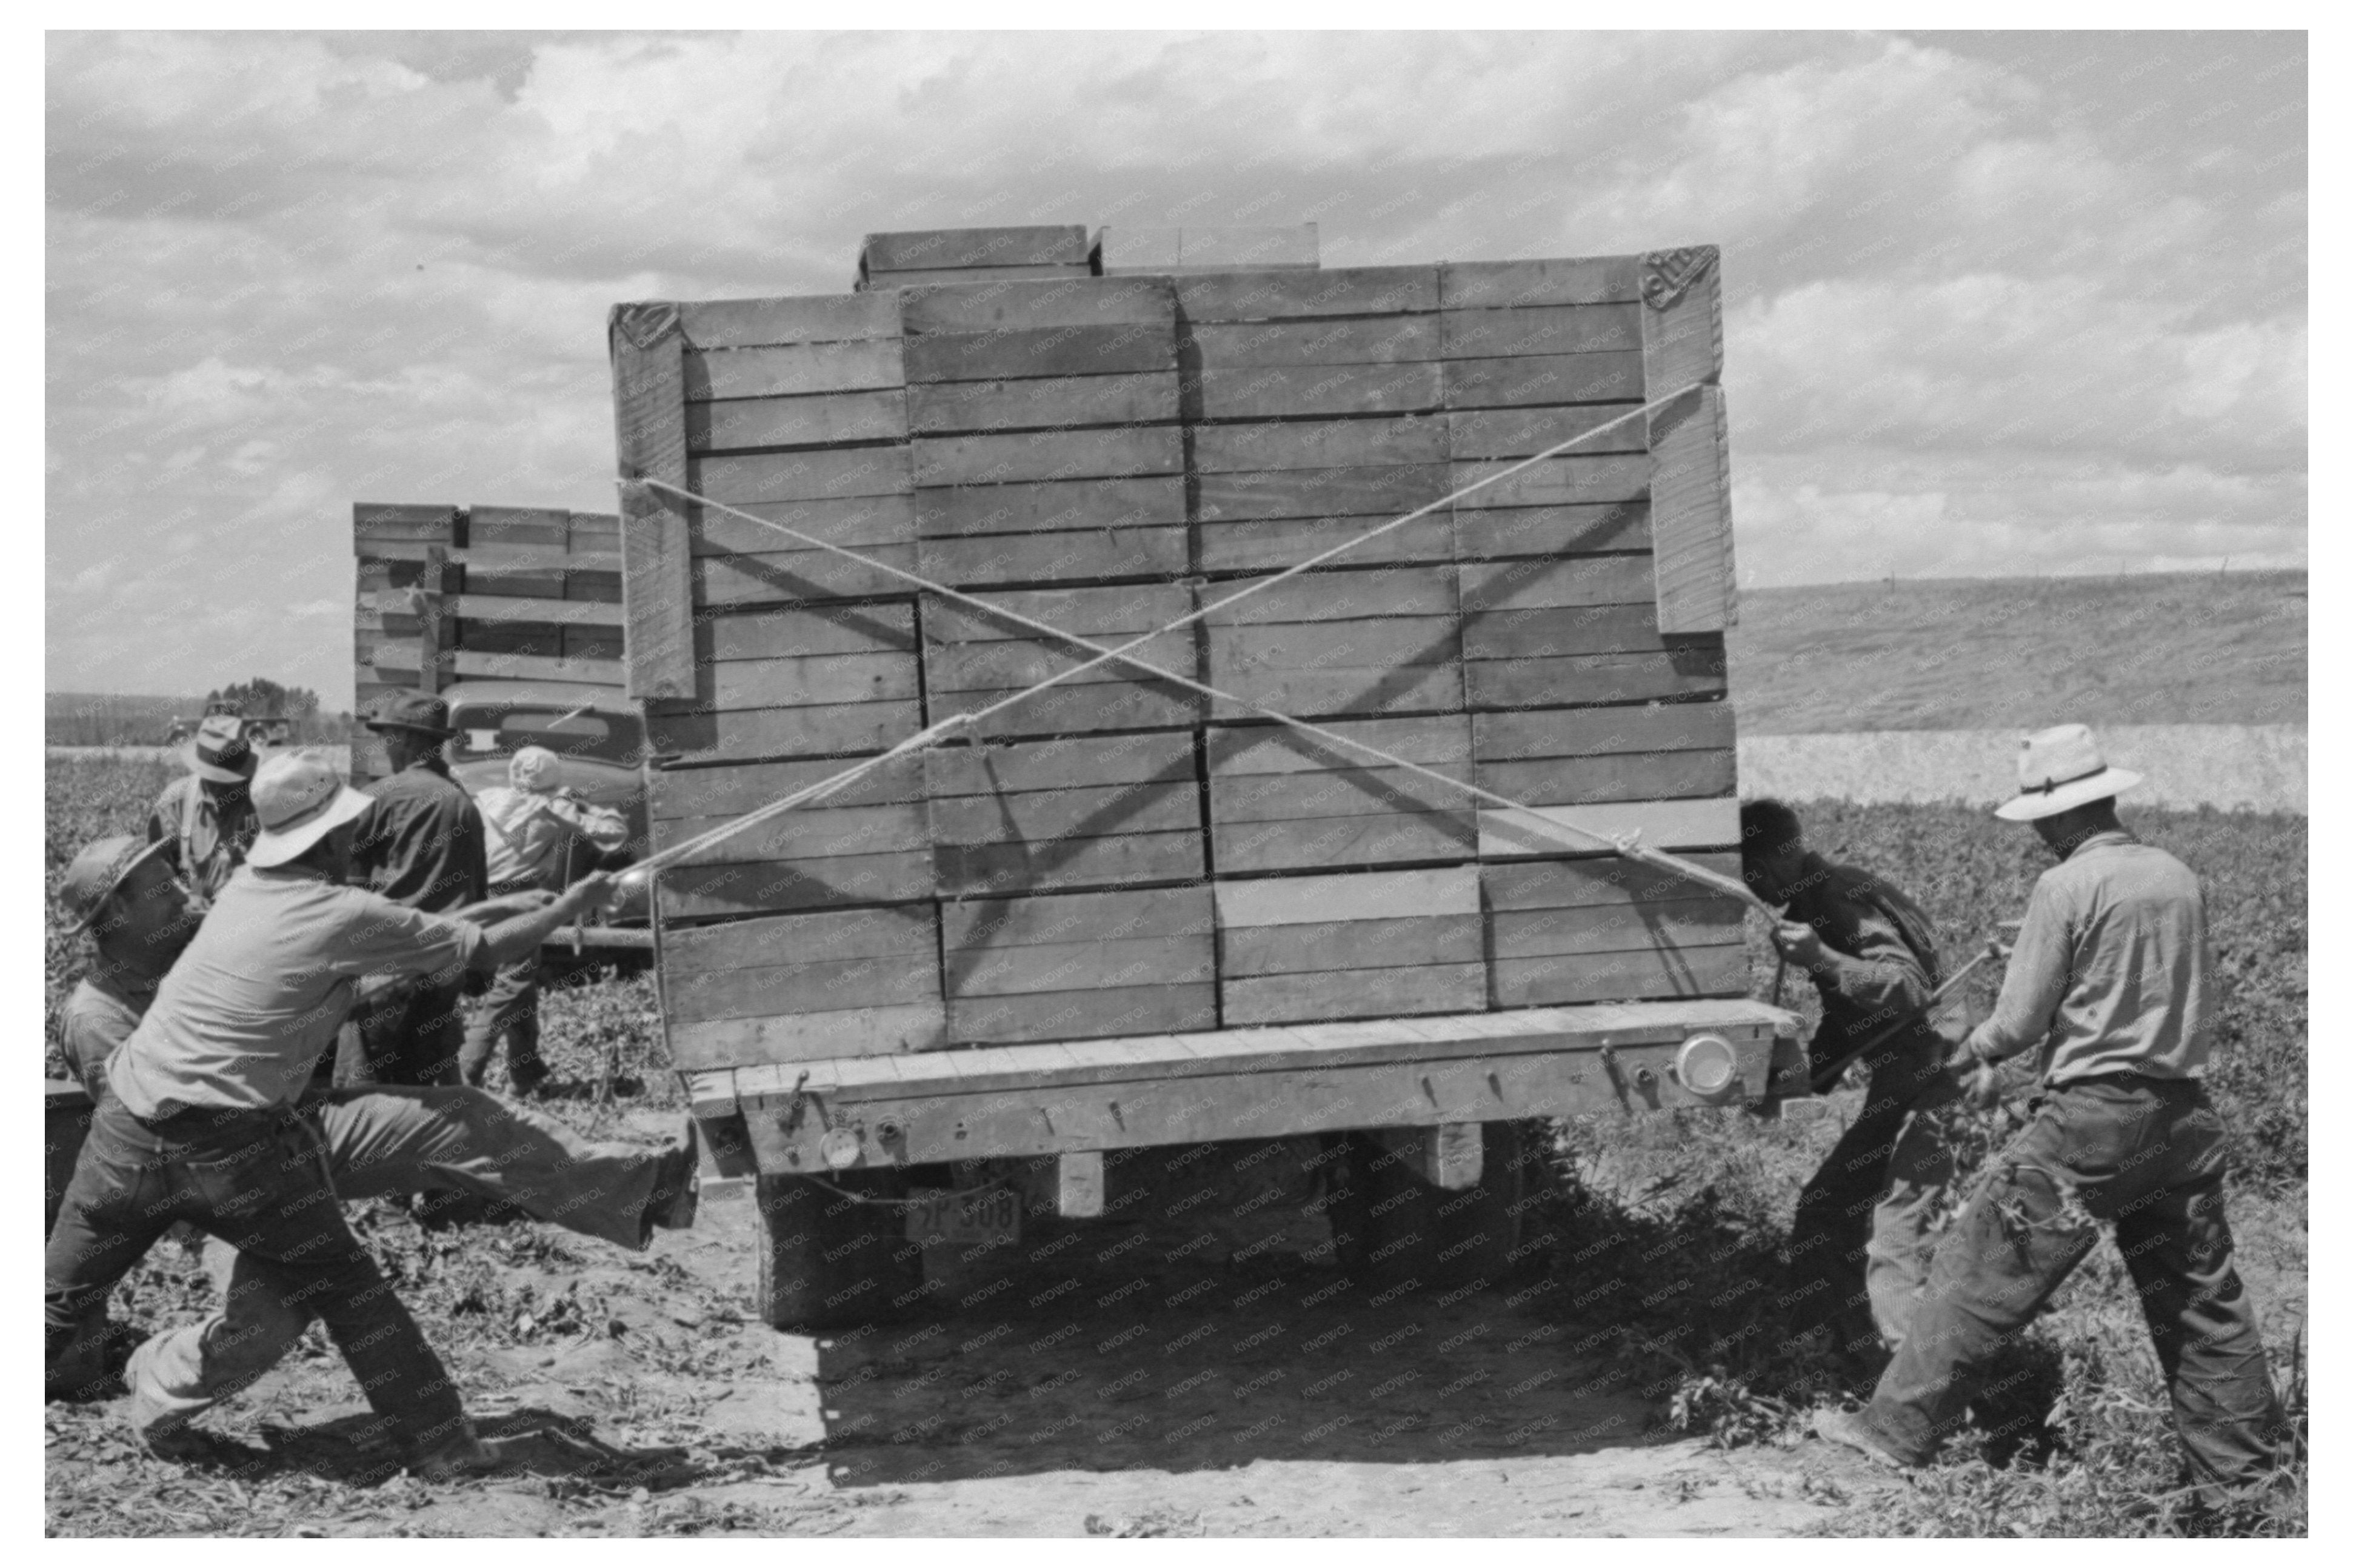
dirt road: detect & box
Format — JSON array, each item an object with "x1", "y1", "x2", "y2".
[{"x1": 48, "y1": 1112, "x2": 1891, "y2": 1538}]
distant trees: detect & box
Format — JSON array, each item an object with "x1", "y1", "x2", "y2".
[{"x1": 206, "y1": 677, "x2": 321, "y2": 719}]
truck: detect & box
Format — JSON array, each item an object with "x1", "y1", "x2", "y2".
[{"x1": 601, "y1": 223, "x2": 1806, "y2": 1330}]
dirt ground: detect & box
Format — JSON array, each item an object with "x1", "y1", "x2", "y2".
[{"x1": 45, "y1": 1109, "x2": 1903, "y2": 1538}]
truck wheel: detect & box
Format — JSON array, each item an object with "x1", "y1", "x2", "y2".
[
  {"x1": 755, "y1": 1169, "x2": 927, "y2": 1332},
  {"x1": 1327, "y1": 1121, "x2": 1540, "y2": 1299}
]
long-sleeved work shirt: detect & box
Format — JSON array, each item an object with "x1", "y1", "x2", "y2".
[
  {"x1": 107, "y1": 864, "x2": 486, "y2": 1118},
  {"x1": 1782, "y1": 851, "x2": 1940, "y2": 1071},
  {"x1": 476, "y1": 784, "x2": 630, "y2": 894},
  {"x1": 1968, "y1": 830, "x2": 2213, "y2": 1085},
  {"x1": 147, "y1": 776, "x2": 259, "y2": 902},
  {"x1": 349, "y1": 756, "x2": 486, "y2": 914}
]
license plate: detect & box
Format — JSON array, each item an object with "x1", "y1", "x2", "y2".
[{"x1": 904, "y1": 1187, "x2": 1021, "y2": 1247}]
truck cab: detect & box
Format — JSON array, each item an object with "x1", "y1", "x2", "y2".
[{"x1": 440, "y1": 678, "x2": 650, "y2": 918}]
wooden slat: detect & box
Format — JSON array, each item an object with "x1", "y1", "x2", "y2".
[
  {"x1": 360, "y1": 540, "x2": 624, "y2": 571},
  {"x1": 653, "y1": 852, "x2": 933, "y2": 919},
  {"x1": 1449, "y1": 453, "x2": 1651, "y2": 510},
  {"x1": 946, "y1": 932, "x2": 1213, "y2": 999},
  {"x1": 1198, "y1": 513, "x2": 1455, "y2": 574},
  {"x1": 643, "y1": 701, "x2": 923, "y2": 765},
  {"x1": 1189, "y1": 416, "x2": 1447, "y2": 474},
  {"x1": 685, "y1": 390, "x2": 908, "y2": 453},
  {"x1": 1490, "y1": 944, "x2": 1749, "y2": 1007},
  {"x1": 897, "y1": 275, "x2": 1175, "y2": 335},
  {"x1": 1457, "y1": 555, "x2": 1652, "y2": 613},
  {"x1": 364, "y1": 643, "x2": 625, "y2": 686},
  {"x1": 1438, "y1": 256, "x2": 1646, "y2": 310},
  {"x1": 692, "y1": 550, "x2": 919, "y2": 607},
  {"x1": 1192, "y1": 463, "x2": 1450, "y2": 524},
  {"x1": 863, "y1": 264, "x2": 1092, "y2": 290},
  {"x1": 1478, "y1": 749, "x2": 1735, "y2": 807},
  {"x1": 1448, "y1": 404, "x2": 1648, "y2": 459},
  {"x1": 1454, "y1": 501, "x2": 1650, "y2": 561},
  {"x1": 946, "y1": 985, "x2": 1217, "y2": 1047},
  {"x1": 1441, "y1": 304, "x2": 1643, "y2": 359},
  {"x1": 903, "y1": 324, "x2": 1176, "y2": 384},
  {"x1": 1223, "y1": 966, "x2": 1487, "y2": 1026},
  {"x1": 664, "y1": 906, "x2": 940, "y2": 1022},
  {"x1": 1180, "y1": 316, "x2": 1440, "y2": 370},
  {"x1": 687, "y1": 494, "x2": 912, "y2": 556},
  {"x1": 1474, "y1": 797, "x2": 1740, "y2": 858},
  {"x1": 924, "y1": 731, "x2": 1204, "y2": 896},
  {"x1": 353, "y1": 502, "x2": 457, "y2": 547},
  {"x1": 1221, "y1": 913, "x2": 1483, "y2": 976},
  {"x1": 696, "y1": 601, "x2": 916, "y2": 661},
  {"x1": 862, "y1": 226, "x2": 1089, "y2": 273},
  {"x1": 667, "y1": 1003, "x2": 948, "y2": 1071},
  {"x1": 907, "y1": 373, "x2": 1178, "y2": 436},
  {"x1": 1647, "y1": 384, "x2": 1736, "y2": 635},
  {"x1": 1443, "y1": 352, "x2": 1644, "y2": 410},
  {"x1": 687, "y1": 447, "x2": 912, "y2": 505},
  {"x1": 1172, "y1": 266, "x2": 1440, "y2": 323},
  {"x1": 446, "y1": 593, "x2": 627, "y2": 628},
  {"x1": 1471, "y1": 701, "x2": 1735, "y2": 761},
  {"x1": 1464, "y1": 649, "x2": 1726, "y2": 709},
  {"x1": 1480, "y1": 852, "x2": 1743, "y2": 912},
  {"x1": 910, "y1": 425, "x2": 1183, "y2": 488},
  {"x1": 678, "y1": 293, "x2": 900, "y2": 351},
  {"x1": 682, "y1": 339, "x2": 906, "y2": 401},
  {"x1": 1186, "y1": 362, "x2": 1443, "y2": 421},
  {"x1": 915, "y1": 475, "x2": 1184, "y2": 538},
  {"x1": 1489, "y1": 897, "x2": 1742, "y2": 959},
  {"x1": 1198, "y1": 564, "x2": 1455, "y2": 624},
  {"x1": 649, "y1": 752, "x2": 922, "y2": 822},
  {"x1": 920, "y1": 582, "x2": 1202, "y2": 735},
  {"x1": 1215, "y1": 866, "x2": 1480, "y2": 926},
  {"x1": 670, "y1": 652, "x2": 917, "y2": 712},
  {"x1": 918, "y1": 527, "x2": 1189, "y2": 588},
  {"x1": 1461, "y1": 605, "x2": 1687, "y2": 660},
  {"x1": 612, "y1": 303, "x2": 696, "y2": 702}
]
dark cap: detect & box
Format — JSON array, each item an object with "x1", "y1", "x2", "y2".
[{"x1": 364, "y1": 692, "x2": 457, "y2": 737}]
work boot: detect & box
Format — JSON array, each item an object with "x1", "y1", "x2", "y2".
[
  {"x1": 410, "y1": 1423, "x2": 508, "y2": 1484},
  {"x1": 639, "y1": 1121, "x2": 701, "y2": 1247},
  {"x1": 1814, "y1": 1406, "x2": 1917, "y2": 1470}
]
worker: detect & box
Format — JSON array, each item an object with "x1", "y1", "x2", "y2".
[
  {"x1": 459, "y1": 745, "x2": 633, "y2": 1097},
  {"x1": 45, "y1": 827, "x2": 699, "y2": 1458},
  {"x1": 147, "y1": 713, "x2": 260, "y2": 904},
  {"x1": 43, "y1": 753, "x2": 649, "y2": 1480},
  {"x1": 1740, "y1": 796, "x2": 1955, "y2": 1362},
  {"x1": 1817, "y1": 726, "x2": 2289, "y2": 1508},
  {"x1": 340, "y1": 693, "x2": 487, "y2": 1087}
]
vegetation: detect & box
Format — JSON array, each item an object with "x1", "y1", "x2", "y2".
[{"x1": 42, "y1": 756, "x2": 2307, "y2": 1536}]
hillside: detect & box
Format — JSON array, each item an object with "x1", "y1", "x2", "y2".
[{"x1": 1727, "y1": 570, "x2": 2306, "y2": 733}]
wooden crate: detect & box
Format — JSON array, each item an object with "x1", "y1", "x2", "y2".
[
  {"x1": 1216, "y1": 867, "x2": 1487, "y2": 1026},
  {"x1": 903, "y1": 276, "x2": 1187, "y2": 589},
  {"x1": 941, "y1": 885, "x2": 1217, "y2": 1045},
  {"x1": 609, "y1": 235, "x2": 1744, "y2": 1072},
  {"x1": 924, "y1": 730, "x2": 1204, "y2": 898},
  {"x1": 1206, "y1": 715, "x2": 1475, "y2": 873},
  {"x1": 662, "y1": 904, "x2": 945, "y2": 1070},
  {"x1": 351, "y1": 502, "x2": 627, "y2": 782}
]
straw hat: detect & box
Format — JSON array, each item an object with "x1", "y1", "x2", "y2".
[
  {"x1": 58, "y1": 835, "x2": 174, "y2": 937},
  {"x1": 1994, "y1": 724, "x2": 2143, "y2": 822},
  {"x1": 246, "y1": 752, "x2": 375, "y2": 868}
]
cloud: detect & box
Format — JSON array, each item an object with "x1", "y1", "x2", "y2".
[{"x1": 44, "y1": 30, "x2": 2306, "y2": 698}]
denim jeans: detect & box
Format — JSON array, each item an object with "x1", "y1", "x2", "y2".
[
  {"x1": 44, "y1": 1098, "x2": 469, "y2": 1459},
  {"x1": 124, "y1": 1086, "x2": 667, "y2": 1440},
  {"x1": 1786, "y1": 1019, "x2": 1959, "y2": 1352},
  {"x1": 458, "y1": 956, "x2": 544, "y2": 1089},
  {"x1": 1861, "y1": 1076, "x2": 2288, "y2": 1496}
]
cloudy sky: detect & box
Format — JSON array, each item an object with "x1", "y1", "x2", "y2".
[{"x1": 45, "y1": 30, "x2": 2306, "y2": 702}]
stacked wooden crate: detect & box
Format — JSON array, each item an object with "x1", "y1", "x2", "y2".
[
  {"x1": 613, "y1": 229, "x2": 1744, "y2": 1074},
  {"x1": 350, "y1": 503, "x2": 624, "y2": 783},
  {"x1": 857, "y1": 225, "x2": 1090, "y2": 292}
]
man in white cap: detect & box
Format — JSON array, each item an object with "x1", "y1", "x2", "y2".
[
  {"x1": 147, "y1": 714, "x2": 259, "y2": 904},
  {"x1": 44, "y1": 825, "x2": 699, "y2": 1452},
  {"x1": 459, "y1": 744, "x2": 632, "y2": 1096},
  {"x1": 1818, "y1": 725, "x2": 2289, "y2": 1509},
  {"x1": 44, "y1": 752, "x2": 646, "y2": 1479}
]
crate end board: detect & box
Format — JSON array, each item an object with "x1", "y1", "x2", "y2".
[{"x1": 610, "y1": 302, "x2": 697, "y2": 702}]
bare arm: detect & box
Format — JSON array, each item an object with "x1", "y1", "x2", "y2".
[{"x1": 473, "y1": 872, "x2": 616, "y2": 969}]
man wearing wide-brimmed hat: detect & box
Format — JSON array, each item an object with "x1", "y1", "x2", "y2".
[
  {"x1": 1818, "y1": 725, "x2": 2289, "y2": 1508},
  {"x1": 44, "y1": 751, "x2": 650, "y2": 1478},
  {"x1": 341, "y1": 692, "x2": 487, "y2": 1087},
  {"x1": 145, "y1": 714, "x2": 259, "y2": 903},
  {"x1": 44, "y1": 807, "x2": 697, "y2": 1463}
]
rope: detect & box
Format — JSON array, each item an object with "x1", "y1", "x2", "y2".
[{"x1": 623, "y1": 380, "x2": 1769, "y2": 917}]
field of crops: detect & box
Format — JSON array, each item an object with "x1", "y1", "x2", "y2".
[{"x1": 43, "y1": 753, "x2": 2308, "y2": 1535}]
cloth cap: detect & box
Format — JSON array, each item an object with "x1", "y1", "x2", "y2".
[
  {"x1": 509, "y1": 745, "x2": 560, "y2": 793},
  {"x1": 58, "y1": 835, "x2": 173, "y2": 937},
  {"x1": 1994, "y1": 724, "x2": 2143, "y2": 821},
  {"x1": 246, "y1": 751, "x2": 375, "y2": 868},
  {"x1": 364, "y1": 692, "x2": 456, "y2": 737},
  {"x1": 182, "y1": 714, "x2": 256, "y2": 784}
]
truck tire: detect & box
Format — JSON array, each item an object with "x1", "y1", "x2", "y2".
[
  {"x1": 755, "y1": 1169, "x2": 927, "y2": 1332},
  {"x1": 1327, "y1": 1121, "x2": 1540, "y2": 1299}
]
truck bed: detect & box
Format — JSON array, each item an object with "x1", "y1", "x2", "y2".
[{"x1": 690, "y1": 998, "x2": 1800, "y2": 1173}]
